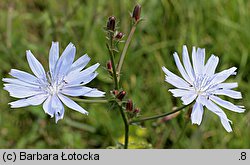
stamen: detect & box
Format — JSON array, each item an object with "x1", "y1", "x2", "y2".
[{"x1": 193, "y1": 74, "x2": 213, "y2": 95}]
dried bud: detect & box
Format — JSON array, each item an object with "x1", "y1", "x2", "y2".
[
  {"x1": 126, "y1": 99, "x2": 133, "y2": 111},
  {"x1": 112, "y1": 90, "x2": 119, "y2": 96},
  {"x1": 107, "y1": 16, "x2": 116, "y2": 31},
  {"x1": 107, "y1": 60, "x2": 112, "y2": 72},
  {"x1": 132, "y1": 4, "x2": 141, "y2": 22},
  {"x1": 117, "y1": 90, "x2": 126, "y2": 100},
  {"x1": 133, "y1": 107, "x2": 140, "y2": 114},
  {"x1": 115, "y1": 32, "x2": 124, "y2": 39},
  {"x1": 161, "y1": 111, "x2": 180, "y2": 122}
]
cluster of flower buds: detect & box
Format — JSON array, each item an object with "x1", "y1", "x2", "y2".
[
  {"x1": 126, "y1": 99, "x2": 140, "y2": 118},
  {"x1": 111, "y1": 90, "x2": 126, "y2": 100},
  {"x1": 106, "y1": 16, "x2": 124, "y2": 41},
  {"x1": 107, "y1": 4, "x2": 142, "y2": 120},
  {"x1": 110, "y1": 89, "x2": 140, "y2": 118}
]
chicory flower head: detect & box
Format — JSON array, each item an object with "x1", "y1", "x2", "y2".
[
  {"x1": 3, "y1": 42, "x2": 105, "y2": 122},
  {"x1": 162, "y1": 45, "x2": 245, "y2": 132}
]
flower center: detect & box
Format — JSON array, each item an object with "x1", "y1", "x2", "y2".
[
  {"x1": 45, "y1": 72, "x2": 66, "y2": 95},
  {"x1": 47, "y1": 83, "x2": 59, "y2": 95},
  {"x1": 193, "y1": 74, "x2": 212, "y2": 95}
]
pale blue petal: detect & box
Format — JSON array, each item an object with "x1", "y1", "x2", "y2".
[
  {"x1": 162, "y1": 67, "x2": 191, "y2": 89},
  {"x1": 49, "y1": 41, "x2": 59, "y2": 79},
  {"x1": 43, "y1": 96, "x2": 54, "y2": 117},
  {"x1": 60, "y1": 47, "x2": 76, "y2": 77},
  {"x1": 83, "y1": 89, "x2": 105, "y2": 97},
  {"x1": 208, "y1": 83, "x2": 238, "y2": 92},
  {"x1": 58, "y1": 94, "x2": 88, "y2": 115},
  {"x1": 9, "y1": 99, "x2": 30, "y2": 108},
  {"x1": 162, "y1": 66, "x2": 187, "y2": 81},
  {"x1": 210, "y1": 67, "x2": 237, "y2": 86},
  {"x1": 9, "y1": 69, "x2": 40, "y2": 85},
  {"x1": 26, "y1": 50, "x2": 46, "y2": 81},
  {"x1": 2, "y1": 78, "x2": 38, "y2": 88},
  {"x1": 196, "y1": 48, "x2": 205, "y2": 73},
  {"x1": 165, "y1": 76, "x2": 191, "y2": 90},
  {"x1": 54, "y1": 43, "x2": 76, "y2": 79},
  {"x1": 55, "y1": 107, "x2": 64, "y2": 123},
  {"x1": 60, "y1": 86, "x2": 93, "y2": 96},
  {"x1": 79, "y1": 72, "x2": 98, "y2": 85},
  {"x1": 191, "y1": 46, "x2": 198, "y2": 75},
  {"x1": 51, "y1": 95, "x2": 64, "y2": 123},
  {"x1": 210, "y1": 95, "x2": 245, "y2": 113},
  {"x1": 78, "y1": 63, "x2": 100, "y2": 76},
  {"x1": 212, "y1": 89, "x2": 242, "y2": 99},
  {"x1": 70, "y1": 54, "x2": 90, "y2": 72},
  {"x1": 66, "y1": 72, "x2": 98, "y2": 86},
  {"x1": 168, "y1": 88, "x2": 193, "y2": 97},
  {"x1": 173, "y1": 52, "x2": 192, "y2": 83},
  {"x1": 192, "y1": 47, "x2": 205, "y2": 75},
  {"x1": 65, "y1": 63, "x2": 99, "y2": 84},
  {"x1": 220, "y1": 118, "x2": 233, "y2": 132},
  {"x1": 182, "y1": 45, "x2": 195, "y2": 81},
  {"x1": 216, "y1": 83, "x2": 238, "y2": 89},
  {"x1": 204, "y1": 54, "x2": 219, "y2": 76},
  {"x1": 199, "y1": 96, "x2": 232, "y2": 132},
  {"x1": 25, "y1": 94, "x2": 48, "y2": 105},
  {"x1": 9, "y1": 94, "x2": 47, "y2": 108},
  {"x1": 4, "y1": 84, "x2": 44, "y2": 98},
  {"x1": 61, "y1": 86, "x2": 105, "y2": 97},
  {"x1": 181, "y1": 92, "x2": 197, "y2": 105},
  {"x1": 191, "y1": 102, "x2": 204, "y2": 125}
]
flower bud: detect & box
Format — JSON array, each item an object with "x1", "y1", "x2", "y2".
[
  {"x1": 115, "y1": 32, "x2": 124, "y2": 40},
  {"x1": 112, "y1": 90, "x2": 119, "y2": 96},
  {"x1": 107, "y1": 60, "x2": 112, "y2": 73},
  {"x1": 126, "y1": 99, "x2": 133, "y2": 111},
  {"x1": 132, "y1": 4, "x2": 141, "y2": 22},
  {"x1": 107, "y1": 16, "x2": 116, "y2": 31},
  {"x1": 117, "y1": 90, "x2": 126, "y2": 100},
  {"x1": 133, "y1": 107, "x2": 140, "y2": 114},
  {"x1": 161, "y1": 111, "x2": 180, "y2": 122}
]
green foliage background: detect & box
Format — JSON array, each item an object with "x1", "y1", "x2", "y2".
[{"x1": 0, "y1": 0, "x2": 249, "y2": 148}]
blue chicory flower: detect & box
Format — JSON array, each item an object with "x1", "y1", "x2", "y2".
[
  {"x1": 3, "y1": 42, "x2": 105, "y2": 122},
  {"x1": 162, "y1": 45, "x2": 245, "y2": 132}
]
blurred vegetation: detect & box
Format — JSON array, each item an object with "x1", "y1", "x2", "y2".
[{"x1": 0, "y1": 0, "x2": 250, "y2": 148}]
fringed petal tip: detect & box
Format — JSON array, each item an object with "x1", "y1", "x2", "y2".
[
  {"x1": 191, "y1": 121, "x2": 201, "y2": 126},
  {"x1": 52, "y1": 41, "x2": 59, "y2": 44},
  {"x1": 46, "y1": 112, "x2": 54, "y2": 118},
  {"x1": 8, "y1": 102, "x2": 13, "y2": 108}
]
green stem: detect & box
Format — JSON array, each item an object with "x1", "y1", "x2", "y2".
[
  {"x1": 129, "y1": 104, "x2": 190, "y2": 124},
  {"x1": 107, "y1": 34, "x2": 119, "y2": 89},
  {"x1": 117, "y1": 23, "x2": 137, "y2": 81},
  {"x1": 70, "y1": 97, "x2": 108, "y2": 103},
  {"x1": 107, "y1": 32, "x2": 130, "y2": 148},
  {"x1": 119, "y1": 106, "x2": 129, "y2": 149}
]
